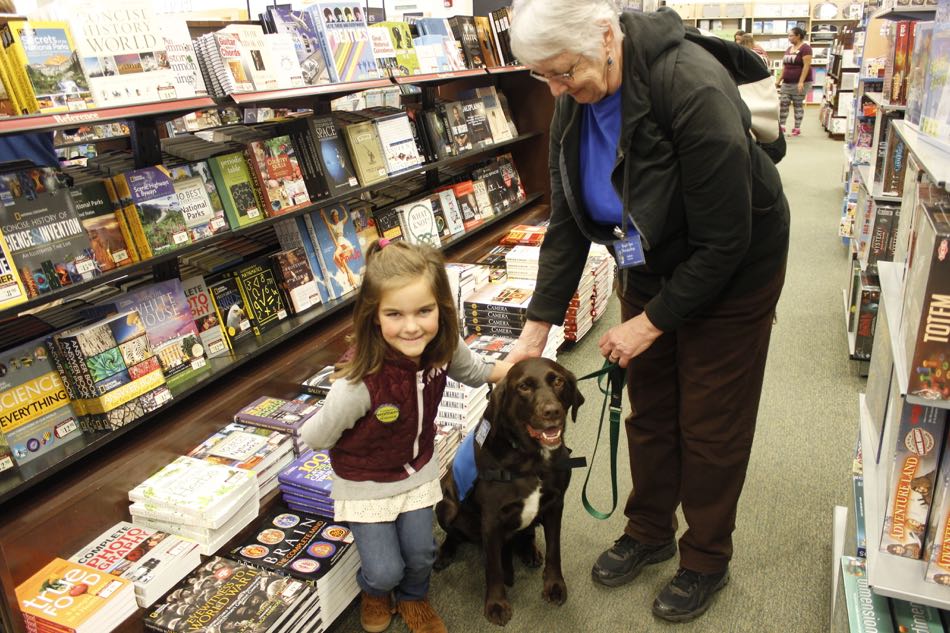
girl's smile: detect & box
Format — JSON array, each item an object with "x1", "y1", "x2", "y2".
[{"x1": 377, "y1": 277, "x2": 440, "y2": 363}]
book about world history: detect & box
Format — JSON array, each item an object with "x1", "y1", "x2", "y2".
[
  {"x1": 16, "y1": 557, "x2": 137, "y2": 633},
  {"x1": 54, "y1": 0, "x2": 179, "y2": 107},
  {"x1": 307, "y1": 2, "x2": 380, "y2": 83},
  {"x1": 69, "y1": 179, "x2": 134, "y2": 271},
  {"x1": 2, "y1": 20, "x2": 93, "y2": 113},
  {"x1": 144, "y1": 556, "x2": 315, "y2": 633},
  {"x1": 69, "y1": 522, "x2": 202, "y2": 607},
  {"x1": 166, "y1": 162, "x2": 230, "y2": 243},
  {"x1": 246, "y1": 136, "x2": 312, "y2": 217},
  {"x1": 268, "y1": 6, "x2": 332, "y2": 86},
  {"x1": 181, "y1": 275, "x2": 229, "y2": 358},
  {"x1": 0, "y1": 168, "x2": 98, "y2": 298},
  {"x1": 0, "y1": 336, "x2": 80, "y2": 467},
  {"x1": 111, "y1": 166, "x2": 193, "y2": 259},
  {"x1": 207, "y1": 152, "x2": 266, "y2": 229}
]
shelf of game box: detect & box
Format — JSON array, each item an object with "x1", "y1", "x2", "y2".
[
  {"x1": 0, "y1": 193, "x2": 545, "y2": 506},
  {"x1": 892, "y1": 121, "x2": 950, "y2": 193},
  {"x1": 228, "y1": 78, "x2": 396, "y2": 105},
  {"x1": 858, "y1": 393, "x2": 950, "y2": 610},
  {"x1": 856, "y1": 163, "x2": 903, "y2": 203},
  {"x1": 871, "y1": 5, "x2": 937, "y2": 21},
  {"x1": 0, "y1": 97, "x2": 217, "y2": 135},
  {"x1": 864, "y1": 91, "x2": 907, "y2": 112},
  {"x1": 0, "y1": 132, "x2": 542, "y2": 324}
]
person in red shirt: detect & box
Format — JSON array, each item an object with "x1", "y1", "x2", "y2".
[{"x1": 740, "y1": 33, "x2": 770, "y2": 69}]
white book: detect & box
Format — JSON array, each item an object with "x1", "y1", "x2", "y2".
[
  {"x1": 131, "y1": 495, "x2": 260, "y2": 555},
  {"x1": 437, "y1": 190, "x2": 466, "y2": 236},
  {"x1": 373, "y1": 113, "x2": 423, "y2": 175},
  {"x1": 212, "y1": 31, "x2": 255, "y2": 94},
  {"x1": 224, "y1": 24, "x2": 280, "y2": 91},
  {"x1": 128, "y1": 456, "x2": 258, "y2": 528},
  {"x1": 49, "y1": 0, "x2": 180, "y2": 107},
  {"x1": 264, "y1": 33, "x2": 305, "y2": 89},
  {"x1": 472, "y1": 179, "x2": 494, "y2": 218},
  {"x1": 160, "y1": 16, "x2": 207, "y2": 97},
  {"x1": 396, "y1": 198, "x2": 442, "y2": 248}
]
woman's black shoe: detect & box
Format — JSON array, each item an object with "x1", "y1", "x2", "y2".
[
  {"x1": 591, "y1": 534, "x2": 677, "y2": 587},
  {"x1": 652, "y1": 567, "x2": 730, "y2": 622}
]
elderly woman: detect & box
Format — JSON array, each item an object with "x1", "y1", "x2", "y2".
[{"x1": 508, "y1": 0, "x2": 789, "y2": 623}]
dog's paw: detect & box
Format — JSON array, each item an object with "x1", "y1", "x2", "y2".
[
  {"x1": 484, "y1": 599, "x2": 513, "y2": 626},
  {"x1": 542, "y1": 579, "x2": 567, "y2": 606},
  {"x1": 518, "y1": 543, "x2": 544, "y2": 568}
]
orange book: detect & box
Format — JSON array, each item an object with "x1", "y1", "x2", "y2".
[{"x1": 16, "y1": 558, "x2": 135, "y2": 633}]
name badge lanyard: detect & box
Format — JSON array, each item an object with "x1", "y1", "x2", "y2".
[{"x1": 613, "y1": 187, "x2": 645, "y2": 269}]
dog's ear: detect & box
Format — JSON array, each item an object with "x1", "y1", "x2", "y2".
[
  {"x1": 566, "y1": 372, "x2": 584, "y2": 422},
  {"x1": 484, "y1": 378, "x2": 507, "y2": 427}
]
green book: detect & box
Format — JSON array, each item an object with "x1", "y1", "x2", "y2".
[{"x1": 207, "y1": 152, "x2": 266, "y2": 230}]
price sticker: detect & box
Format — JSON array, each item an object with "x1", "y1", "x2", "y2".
[
  {"x1": 0, "y1": 284, "x2": 20, "y2": 301},
  {"x1": 240, "y1": 320, "x2": 251, "y2": 331},
  {"x1": 211, "y1": 218, "x2": 227, "y2": 230},
  {"x1": 112, "y1": 250, "x2": 128, "y2": 263},
  {"x1": 173, "y1": 231, "x2": 189, "y2": 245},
  {"x1": 76, "y1": 259, "x2": 97, "y2": 275},
  {"x1": 277, "y1": 310, "x2": 288, "y2": 320},
  {"x1": 247, "y1": 208, "x2": 261, "y2": 219},
  {"x1": 0, "y1": 455, "x2": 12, "y2": 472},
  {"x1": 209, "y1": 340, "x2": 226, "y2": 354},
  {"x1": 55, "y1": 418, "x2": 78, "y2": 438},
  {"x1": 191, "y1": 357, "x2": 207, "y2": 370}
]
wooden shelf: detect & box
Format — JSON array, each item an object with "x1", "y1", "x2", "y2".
[{"x1": 392, "y1": 68, "x2": 489, "y2": 85}]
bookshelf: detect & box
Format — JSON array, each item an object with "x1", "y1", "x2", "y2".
[{"x1": 0, "y1": 61, "x2": 557, "y2": 633}]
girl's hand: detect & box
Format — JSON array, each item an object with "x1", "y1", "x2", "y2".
[
  {"x1": 598, "y1": 313, "x2": 662, "y2": 368},
  {"x1": 508, "y1": 319, "x2": 551, "y2": 364}
]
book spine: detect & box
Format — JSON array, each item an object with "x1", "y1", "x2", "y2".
[
  {"x1": 0, "y1": 45, "x2": 22, "y2": 115},
  {"x1": 206, "y1": 284, "x2": 236, "y2": 352},
  {"x1": 54, "y1": 336, "x2": 98, "y2": 401},
  {"x1": 103, "y1": 178, "x2": 141, "y2": 263},
  {"x1": 244, "y1": 142, "x2": 276, "y2": 218},
  {"x1": 45, "y1": 336, "x2": 87, "y2": 420},
  {"x1": 302, "y1": 214, "x2": 338, "y2": 299},
  {"x1": 1, "y1": 25, "x2": 39, "y2": 113}
]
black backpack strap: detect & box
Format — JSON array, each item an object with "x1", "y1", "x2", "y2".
[{"x1": 649, "y1": 45, "x2": 680, "y2": 138}]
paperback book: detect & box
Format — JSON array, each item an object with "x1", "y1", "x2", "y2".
[
  {"x1": 111, "y1": 166, "x2": 193, "y2": 259},
  {"x1": 339, "y1": 117, "x2": 388, "y2": 186},
  {"x1": 395, "y1": 198, "x2": 441, "y2": 248},
  {"x1": 246, "y1": 136, "x2": 311, "y2": 217},
  {"x1": 372, "y1": 111, "x2": 423, "y2": 175},
  {"x1": 208, "y1": 274, "x2": 254, "y2": 349},
  {"x1": 278, "y1": 449, "x2": 335, "y2": 500},
  {"x1": 166, "y1": 162, "x2": 230, "y2": 243},
  {"x1": 271, "y1": 247, "x2": 322, "y2": 314},
  {"x1": 222, "y1": 23, "x2": 280, "y2": 91},
  {"x1": 207, "y1": 152, "x2": 266, "y2": 229},
  {"x1": 307, "y1": 1, "x2": 379, "y2": 83},
  {"x1": 264, "y1": 33, "x2": 306, "y2": 89},
  {"x1": 268, "y1": 6, "x2": 332, "y2": 86},
  {"x1": 370, "y1": 22, "x2": 420, "y2": 75},
  {"x1": 187, "y1": 421, "x2": 293, "y2": 478},
  {"x1": 69, "y1": 179, "x2": 134, "y2": 271},
  {"x1": 235, "y1": 396, "x2": 321, "y2": 436},
  {"x1": 227, "y1": 259, "x2": 289, "y2": 337},
  {"x1": 307, "y1": 205, "x2": 365, "y2": 298}
]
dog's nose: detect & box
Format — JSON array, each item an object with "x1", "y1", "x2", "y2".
[{"x1": 541, "y1": 403, "x2": 563, "y2": 421}]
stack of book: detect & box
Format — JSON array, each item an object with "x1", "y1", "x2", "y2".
[
  {"x1": 16, "y1": 558, "x2": 137, "y2": 633},
  {"x1": 436, "y1": 334, "x2": 517, "y2": 435},
  {"x1": 300, "y1": 365, "x2": 335, "y2": 397},
  {"x1": 500, "y1": 223, "x2": 547, "y2": 247},
  {"x1": 145, "y1": 556, "x2": 319, "y2": 633},
  {"x1": 446, "y1": 262, "x2": 491, "y2": 331},
  {"x1": 128, "y1": 456, "x2": 259, "y2": 555},
  {"x1": 435, "y1": 425, "x2": 462, "y2": 478},
  {"x1": 230, "y1": 507, "x2": 361, "y2": 630},
  {"x1": 564, "y1": 246, "x2": 614, "y2": 343},
  {"x1": 235, "y1": 395, "x2": 323, "y2": 456},
  {"x1": 462, "y1": 278, "x2": 534, "y2": 339},
  {"x1": 69, "y1": 522, "x2": 202, "y2": 607},
  {"x1": 504, "y1": 244, "x2": 540, "y2": 281},
  {"x1": 278, "y1": 450, "x2": 336, "y2": 517},
  {"x1": 186, "y1": 422, "x2": 296, "y2": 497}
]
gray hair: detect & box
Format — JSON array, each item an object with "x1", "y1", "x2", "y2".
[{"x1": 510, "y1": 0, "x2": 623, "y2": 67}]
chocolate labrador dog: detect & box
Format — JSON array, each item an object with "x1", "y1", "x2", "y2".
[{"x1": 435, "y1": 357, "x2": 584, "y2": 626}]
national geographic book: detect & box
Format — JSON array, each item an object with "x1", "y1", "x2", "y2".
[{"x1": 227, "y1": 259, "x2": 289, "y2": 337}]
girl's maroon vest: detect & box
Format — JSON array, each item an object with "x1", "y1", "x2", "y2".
[{"x1": 329, "y1": 355, "x2": 447, "y2": 482}]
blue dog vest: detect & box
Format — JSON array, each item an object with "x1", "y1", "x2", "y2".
[{"x1": 453, "y1": 428, "x2": 479, "y2": 502}]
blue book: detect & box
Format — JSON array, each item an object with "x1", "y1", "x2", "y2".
[
  {"x1": 278, "y1": 449, "x2": 335, "y2": 497},
  {"x1": 269, "y1": 6, "x2": 333, "y2": 85},
  {"x1": 305, "y1": 203, "x2": 365, "y2": 299},
  {"x1": 306, "y1": 2, "x2": 380, "y2": 83}
]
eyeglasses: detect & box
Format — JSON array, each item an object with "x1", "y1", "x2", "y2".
[{"x1": 529, "y1": 55, "x2": 583, "y2": 84}]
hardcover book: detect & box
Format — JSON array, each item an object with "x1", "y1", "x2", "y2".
[
  {"x1": 112, "y1": 166, "x2": 192, "y2": 259},
  {"x1": 69, "y1": 522, "x2": 202, "y2": 607},
  {"x1": 0, "y1": 432, "x2": 12, "y2": 474},
  {"x1": 839, "y1": 557, "x2": 894, "y2": 633},
  {"x1": 181, "y1": 275, "x2": 229, "y2": 358},
  {"x1": 268, "y1": 6, "x2": 332, "y2": 86},
  {"x1": 0, "y1": 336, "x2": 80, "y2": 466},
  {"x1": 144, "y1": 556, "x2": 314, "y2": 633},
  {"x1": 207, "y1": 152, "x2": 266, "y2": 229},
  {"x1": 166, "y1": 162, "x2": 230, "y2": 243},
  {"x1": 423, "y1": 108, "x2": 456, "y2": 160},
  {"x1": 307, "y1": 1, "x2": 380, "y2": 83},
  {"x1": 69, "y1": 180, "x2": 134, "y2": 271},
  {"x1": 208, "y1": 275, "x2": 254, "y2": 349},
  {"x1": 278, "y1": 449, "x2": 335, "y2": 498},
  {"x1": 228, "y1": 259, "x2": 289, "y2": 336},
  {"x1": 307, "y1": 205, "x2": 365, "y2": 298},
  {"x1": 310, "y1": 115, "x2": 361, "y2": 196},
  {"x1": 447, "y1": 181, "x2": 482, "y2": 230},
  {"x1": 464, "y1": 279, "x2": 534, "y2": 315},
  {"x1": 368, "y1": 24, "x2": 399, "y2": 74},
  {"x1": 370, "y1": 22, "x2": 420, "y2": 75},
  {"x1": 0, "y1": 231, "x2": 26, "y2": 311},
  {"x1": 448, "y1": 16, "x2": 485, "y2": 69},
  {"x1": 478, "y1": 87, "x2": 514, "y2": 143},
  {"x1": 16, "y1": 558, "x2": 136, "y2": 633},
  {"x1": 0, "y1": 168, "x2": 98, "y2": 298},
  {"x1": 348, "y1": 200, "x2": 380, "y2": 253},
  {"x1": 235, "y1": 396, "x2": 321, "y2": 435},
  {"x1": 56, "y1": 0, "x2": 179, "y2": 107},
  {"x1": 264, "y1": 33, "x2": 306, "y2": 89},
  {"x1": 461, "y1": 98, "x2": 494, "y2": 148},
  {"x1": 271, "y1": 248, "x2": 322, "y2": 314},
  {"x1": 372, "y1": 111, "x2": 423, "y2": 175},
  {"x1": 272, "y1": 216, "x2": 332, "y2": 305},
  {"x1": 222, "y1": 23, "x2": 279, "y2": 91},
  {"x1": 444, "y1": 101, "x2": 473, "y2": 152},
  {"x1": 301, "y1": 365, "x2": 335, "y2": 396},
  {"x1": 473, "y1": 16, "x2": 500, "y2": 68},
  {"x1": 187, "y1": 421, "x2": 292, "y2": 475},
  {"x1": 3, "y1": 20, "x2": 93, "y2": 113},
  {"x1": 160, "y1": 16, "x2": 207, "y2": 98},
  {"x1": 246, "y1": 136, "x2": 311, "y2": 217},
  {"x1": 339, "y1": 117, "x2": 388, "y2": 186},
  {"x1": 395, "y1": 198, "x2": 441, "y2": 248}
]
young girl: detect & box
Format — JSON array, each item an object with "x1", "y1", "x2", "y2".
[{"x1": 300, "y1": 240, "x2": 511, "y2": 633}]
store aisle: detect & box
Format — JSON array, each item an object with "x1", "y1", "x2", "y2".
[{"x1": 330, "y1": 115, "x2": 863, "y2": 633}]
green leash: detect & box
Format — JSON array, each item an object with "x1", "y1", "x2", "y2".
[{"x1": 577, "y1": 360, "x2": 626, "y2": 520}]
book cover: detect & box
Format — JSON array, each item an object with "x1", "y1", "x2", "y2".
[
  {"x1": 396, "y1": 198, "x2": 441, "y2": 248},
  {"x1": 264, "y1": 33, "x2": 306, "y2": 89},
  {"x1": 348, "y1": 200, "x2": 380, "y2": 254},
  {"x1": 235, "y1": 396, "x2": 321, "y2": 435},
  {"x1": 464, "y1": 279, "x2": 534, "y2": 314},
  {"x1": 340, "y1": 118, "x2": 388, "y2": 186},
  {"x1": 187, "y1": 421, "x2": 291, "y2": 473},
  {"x1": 472, "y1": 178, "x2": 494, "y2": 219},
  {"x1": 57, "y1": 0, "x2": 179, "y2": 107},
  {"x1": 160, "y1": 16, "x2": 207, "y2": 98},
  {"x1": 373, "y1": 205, "x2": 404, "y2": 241},
  {"x1": 368, "y1": 24, "x2": 398, "y2": 75},
  {"x1": 0, "y1": 168, "x2": 98, "y2": 298},
  {"x1": 268, "y1": 6, "x2": 332, "y2": 86},
  {"x1": 372, "y1": 112, "x2": 423, "y2": 176},
  {"x1": 112, "y1": 166, "x2": 192, "y2": 259},
  {"x1": 16, "y1": 558, "x2": 136, "y2": 632},
  {"x1": 271, "y1": 247, "x2": 321, "y2": 314},
  {"x1": 308, "y1": 204, "x2": 365, "y2": 298},
  {"x1": 4, "y1": 20, "x2": 93, "y2": 113},
  {"x1": 0, "y1": 230, "x2": 26, "y2": 311},
  {"x1": 307, "y1": 2, "x2": 380, "y2": 83},
  {"x1": 461, "y1": 97, "x2": 494, "y2": 148},
  {"x1": 444, "y1": 101, "x2": 473, "y2": 152},
  {"x1": 208, "y1": 275, "x2": 254, "y2": 349},
  {"x1": 230, "y1": 507, "x2": 356, "y2": 584},
  {"x1": 448, "y1": 16, "x2": 484, "y2": 69},
  {"x1": 166, "y1": 162, "x2": 230, "y2": 243},
  {"x1": 371, "y1": 22, "x2": 420, "y2": 76},
  {"x1": 229, "y1": 259, "x2": 289, "y2": 336},
  {"x1": 69, "y1": 180, "x2": 133, "y2": 272},
  {"x1": 301, "y1": 365, "x2": 335, "y2": 396},
  {"x1": 435, "y1": 190, "x2": 466, "y2": 236},
  {"x1": 423, "y1": 108, "x2": 456, "y2": 160},
  {"x1": 0, "y1": 336, "x2": 80, "y2": 466},
  {"x1": 496, "y1": 152, "x2": 526, "y2": 205},
  {"x1": 222, "y1": 23, "x2": 279, "y2": 92},
  {"x1": 210, "y1": 31, "x2": 255, "y2": 94},
  {"x1": 181, "y1": 275, "x2": 229, "y2": 358},
  {"x1": 278, "y1": 449, "x2": 335, "y2": 497},
  {"x1": 207, "y1": 152, "x2": 266, "y2": 229},
  {"x1": 283, "y1": 119, "x2": 331, "y2": 202},
  {"x1": 246, "y1": 136, "x2": 311, "y2": 217},
  {"x1": 839, "y1": 557, "x2": 894, "y2": 633},
  {"x1": 144, "y1": 556, "x2": 313, "y2": 633},
  {"x1": 473, "y1": 16, "x2": 500, "y2": 68},
  {"x1": 448, "y1": 181, "x2": 482, "y2": 230},
  {"x1": 478, "y1": 88, "x2": 513, "y2": 143},
  {"x1": 310, "y1": 115, "x2": 361, "y2": 196}
]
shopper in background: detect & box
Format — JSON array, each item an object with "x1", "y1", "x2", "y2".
[
  {"x1": 299, "y1": 240, "x2": 510, "y2": 633},
  {"x1": 740, "y1": 32, "x2": 771, "y2": 69},
  {"x1": 733, "y1": 29, "x2": 745, "y2": 43},
  {"x1": 778, "y1": 26, "x2": 813, "y2": 137},
  {"x1": 509, "y1": 0, "x2": 789, "y2": 623}
]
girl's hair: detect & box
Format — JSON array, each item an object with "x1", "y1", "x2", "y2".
[
  {"x1": 509, "y1": 0, "x2": 622, "y2": 68},
  {"x1": 338, "y1": 240, "x2": 459, "y2": 381},
  {"x1": 0, "y1": 0, "x2": 16, "y2": 12},
  {"x1": 789, "y1": 27, "x2": 806, "y2": 39},
  {"x1": 739, "y1": 33, "x2": 756, "y2": 48},
  {"x1": 734, "y1": 29, "x2": 745, "y2": 38}
]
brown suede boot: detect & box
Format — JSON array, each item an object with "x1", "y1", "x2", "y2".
[
  {"x1": 360, "y1": 591, "x2": 393, "y2": 632},
  {"x1": 396, "y1": 598, "x2": 448, "y2": 633}
]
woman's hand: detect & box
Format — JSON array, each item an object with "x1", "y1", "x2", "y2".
[
  {"x1": 598, "y1": 313, "x2": 662, "y2": 368},
  {"x1": 508, "y1": 319, "x2": 551, "y2": 364},
  {"x1": 797, "y1": 82, "x2": 805, "y2": 94}
]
